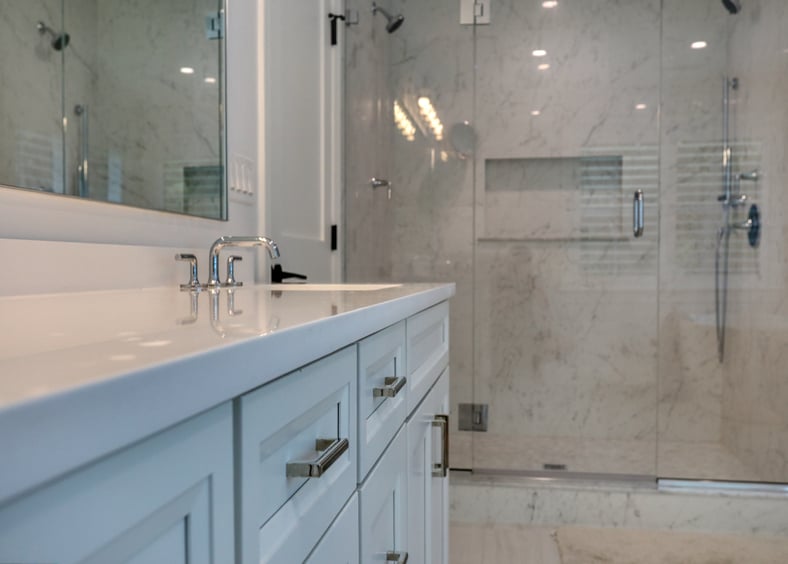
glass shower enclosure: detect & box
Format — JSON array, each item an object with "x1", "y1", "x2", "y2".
[{"x1": 344, "y1": 0, "x2": 788, "y2": 485}]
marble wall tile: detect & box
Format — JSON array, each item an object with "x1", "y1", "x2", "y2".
[
  {"x1": 344, "y1": 0, "x2": 788, "y2": 480},
  {"x1": 720, "y1": 0, "x2": 788, "y2": 483},
  {"x1": 451, "y1": 476, "x2": 788, "y2": 536},
  {"x1": 344, "y1": 0, "x2": 477, "y2": 467}
]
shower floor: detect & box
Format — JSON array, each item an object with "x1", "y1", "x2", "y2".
[
  {"x1": 471, "y1": 434, "x2": 759, "y2": 481},
  {"x1": 449, "y1": 523, "x2": 788, "y2": 564}
]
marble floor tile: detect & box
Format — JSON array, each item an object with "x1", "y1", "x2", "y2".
[
  {"x1": 449, "y1": 524, "x2": 561, "y2": 564},
  {"x1": 450, "y1": 523, "x2": 788, "y2": 564},
  {"x1": 556, "y1": 526, "x2": 788, "y2": 564}
]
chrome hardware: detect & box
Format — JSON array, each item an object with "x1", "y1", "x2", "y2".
[
  {"x1": 738, "y1": 170, "x2": 759, "y2": 182},
  {"x1": 458, "y1": 403, "x2": 488, "y2": 432},
  {"x1": 727, "y1": 204, "x2": 760, "y2": 248},
  {"x1": 227, "y1": 289, "x2": 243, "y2": 316},
  {"x1": 286, "y1": 438, "x2": 349, "y2": 478},
  {"x1": 718, "y1": 193, "x2": 748, "y2": 207},
  {"x1": 386, "y1": 552, "x2": 408, "y2": 563},
  {"x1": 370, "y1": 177, "x2": 392, "y2": 199},
  {"x1": 633, "y1": 190, "x2": 644, "y2": 237},
  {"x1": 74, "y1": 104, "x2": 89, "y2": 197},
  {"x1": 225, "y1": 255, "x2": 243, "y2": 287},
  {"x1": 207, "y1": 236, "x2": 280, "y2": 289},
  {"x1": 432, "y1": 414, "x2": 449, "y2": 477},
  {"x1": 177, "y1": 290, "x2": 200, "y2": 325},
  {"x1": 344, "y1": 8, "x2": 359, "y2": 25},
  {"x1": 373, "y1": 376, "x2": 406, "y2": 398},
  {"x1": 175, "y1": 253, "x2": 202, "y2": 291}
]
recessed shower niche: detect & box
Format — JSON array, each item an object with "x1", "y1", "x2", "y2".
[{"x1": 482, "y1": 156, "x2": 626, "y2": 241}]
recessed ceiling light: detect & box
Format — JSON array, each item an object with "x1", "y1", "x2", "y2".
[
  {"x1": 204, "y1": 76, "x2": 217, "y2": 84},
  {"x1": 538, "y1": 63, "x2": 551, "y2": 71},
  {"x1": 531, "y1": 110, "x2": 541, "y2": 116},
  {"x1": 635, "y1": 103, "x2": 647, "y2": 110},
  {"x1": 532, "y1": 49, "x2": 547, "y2": 57},
  {"x1": 180, "y1": 67, "x2": 195, "y2": 74},
  {"x1": 542, "y1": 1, "x2": 558, "y2": 7},
  {"x1": 691, "y1": 41, "x2": 707, "y2": 50}
]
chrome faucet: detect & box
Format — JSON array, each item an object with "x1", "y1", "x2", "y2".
[{"x1": 207, "y1": 236, "x2": 280, "y2": 289}]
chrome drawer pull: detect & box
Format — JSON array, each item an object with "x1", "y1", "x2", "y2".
[
  {"x1": 373, "y1": 376, "x2": 407, "y2": 398},
  {"x1": 386, "y1": 551, "x2": 408, "y2": 563},
  {"x1": 286, "y1": 438, "x2": 349, "y2": 478},
  {"x1": 432, "y1": 414, "x2": 449, "y2": 478}
]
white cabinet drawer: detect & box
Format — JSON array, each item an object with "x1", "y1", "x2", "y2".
[
  {"x1": 358, "y1": 320, "x2": 407, "y2": 481},
  {"x1": 305, "y1": 493, "x2": 359, "y2": 563},
  {"x1": 407, "y1": 368, "x2": 450, "y2": 564},
  {"x1": 359, "y1": 426, "x2": 408, "y2": 564},
  {"x1": 237, "y1": 347, "x2": 357, "y2": 564},
  {"x1": 406, "y1": 301, "x2": 449, "y2": 414},
  {"x1": 0, "y1": 403, "x2": 234, "y2": 564}
]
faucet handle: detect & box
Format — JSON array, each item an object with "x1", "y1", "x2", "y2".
[
  {"x1": 225, "y1": 255, "x2": 243, "y2": 287},
  {"x1": 175, "y1": 253, "x2": 202, "y2": 292}
]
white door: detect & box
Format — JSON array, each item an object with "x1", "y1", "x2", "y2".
[{"x1": 263, "y1": 0, "x2": 343, "y2": 283}]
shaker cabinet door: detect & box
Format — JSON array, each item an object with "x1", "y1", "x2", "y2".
[
  {"x1": 359, "y1": 427, "x2": 408, "y2": 564},
  {"x1": 407, "y1": 368, "x2": 450, "y2": 564},
  {"x1": 0, "y1": 403, "x2": 234, "y2": 564}
]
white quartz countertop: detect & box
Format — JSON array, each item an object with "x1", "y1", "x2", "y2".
[{"x1": 0, "y1": 282, "x2": 455, "y2": 504}]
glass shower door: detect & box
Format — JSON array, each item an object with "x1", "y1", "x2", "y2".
[{"x1": 470, "y1": 0, "x2": 661, "y2": 477}]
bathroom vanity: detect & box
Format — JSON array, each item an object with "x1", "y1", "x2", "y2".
[{"x1": 0, "y1": 283, "x2": 454, "y2": 563}]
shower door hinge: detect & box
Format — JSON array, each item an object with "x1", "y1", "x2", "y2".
[
  {"x1": 458, "y1": 403, "x2": 488, "y2": 432},
  {"x1": 330, "y1": 224, "x2": 338, "y2": 251},
  {"x1": 460, "y1": 0, "x2": 491, "y2": 25},
  {"x1": 205, "y1": 12, "x2": 224, "y2": 40}
]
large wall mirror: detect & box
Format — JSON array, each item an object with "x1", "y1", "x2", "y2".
[{"x1": 0, "y1": 0, "x2": 226, "y2": 220}]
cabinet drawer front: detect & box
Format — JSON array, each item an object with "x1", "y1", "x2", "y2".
[
  {"x1": 407, "y1": 301, "x2": 449, "y2": 413},
  {"x1": 0, "y1": 403, "x2": 234, "y2": 564},
  {"x1": 358, "y1": 321, "x2": 407, "y2": 480},
  {"x1": 238, "y1": 347, "x2": 357, "y2": 564},
  {"x1": 359, "y1": 427, "x2": 408, "y2": 564},
  {"x1": 305, "y1": 493, "x2": 360, "y2": 564}
]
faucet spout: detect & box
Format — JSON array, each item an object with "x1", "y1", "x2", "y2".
[{"x1": 208, "y1": 236, "x2": 280, "y2": 288}]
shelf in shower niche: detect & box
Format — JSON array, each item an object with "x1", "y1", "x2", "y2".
[
  {"x1": 477, "y1": 236, "x2": 631, "y2": 244},
  {"x1": 483, "y1": 155, "x2": 626, "y2": 240}
]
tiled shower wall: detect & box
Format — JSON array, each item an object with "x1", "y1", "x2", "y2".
[
  {"x1": 345, "y1": 0, "x2": 787, "y2": 481},
  {"x1": 722, "y1": 0, "x2": 788, "y2": 483}
]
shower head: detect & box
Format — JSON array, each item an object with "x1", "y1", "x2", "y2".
[
  {"x1": 721, "y1": 0, "x2": 742, "y2": 14},
  {"x1": 37, "y1": 21, "x2": 70, "y2": 51},
  {"x1": 372, "y1": 2, "x2": 404, "y2": 34}
]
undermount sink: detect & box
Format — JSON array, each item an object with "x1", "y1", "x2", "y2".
[{"x1": 270, "y1": 284, "x2": 402, "y2": 292}]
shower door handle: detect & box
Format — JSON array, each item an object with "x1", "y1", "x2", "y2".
[{"x1": 633, "y1": 190, "x2": 644, "y2": 237}]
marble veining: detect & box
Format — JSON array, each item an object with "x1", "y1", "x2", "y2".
[{"x1": 344, "y1": 0, "x2": 788, "y2": 481}]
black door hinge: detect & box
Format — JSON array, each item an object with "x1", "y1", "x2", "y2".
[
  {"x1": 330, "y1": 224, "x2": 338, "y2": 251},
  {"x1": 328, "y1": 13, "x2": 345, "y2": 46}
]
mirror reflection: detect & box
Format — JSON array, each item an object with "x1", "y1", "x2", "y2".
[{"x1": 0, "y1": 0, "x2": 226, "y2": 220}]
